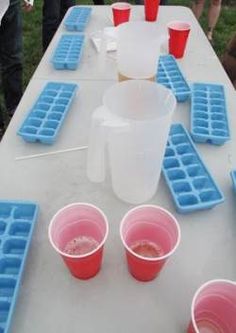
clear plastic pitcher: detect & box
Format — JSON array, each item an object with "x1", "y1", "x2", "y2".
[
  {"x1": 117, "y1": 21, "x2": 163, "y2": 81},
  {"x1": 87, "y1": 80, "x2": 176, "y2": 204}
]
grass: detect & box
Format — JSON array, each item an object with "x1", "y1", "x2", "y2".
[
  {"x1": 17, "y1": 0, "x2": 236, "y2": 90},
  {"x1": 22, "y1": 1, "x2": 43, "y2": 88}
]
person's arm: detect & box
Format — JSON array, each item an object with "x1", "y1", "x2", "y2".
[{"x1": 0, "y1": 0, "x2": 9, "y2": 25}]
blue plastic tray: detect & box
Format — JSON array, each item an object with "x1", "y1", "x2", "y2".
[
  {"x1": 51, "y1": 34, "x2": 85, "y2": 70},
  {"x1": 0, "y1": 200, "x2": 39, "y2": 333},
  {"x1": 18, "y1": 82, "x2": 77, "y2": 144},
  {"x1": 191, "y1": 83, "x2": 230, "y2": 145},
  {"x1": 162, "y1": 123, "x2": 224, "y2": 213},
  {"x1": 64, "y1": 6, "x2": 92, "y2": 31},
  {"x1": 157, "y1": 55, "x2": 191, "y2": 102},
  {"x1": 230, "y1": 170, "x2": 236, "y2": 193}
]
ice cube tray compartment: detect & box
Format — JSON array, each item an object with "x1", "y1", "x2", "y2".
[
  {"x1": 162, "y1": 124, "x2": 224, "y2": 213},
  {"x1": 17, "y1": 82, "x2": 77, "y2": 144},
  {"x1": 191, "y1": 83, "x2": 230, "y2": 145},
  {"x1": 0, "y1": 201, "x2": 38, "y2": 333},
  {"x1": 157, "y1": 55, "x2": 191, "y2": 102},
  {"x1": 64, "y1": 6, "x2": 92, "y2": 31},
  {"x1": 51, "y1": 34, "x2": 85, "y2": 70},
  {"x1": 230, "y1": 170, "x2": 236, "y2": 193}
]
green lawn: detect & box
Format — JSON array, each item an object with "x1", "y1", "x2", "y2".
[{"x1": 19, "y1": 0, "x2": 236, "y2": 89}]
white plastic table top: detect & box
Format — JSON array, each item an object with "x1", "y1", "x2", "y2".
[
  {"x1": 0, "y1": 5, "x2": 236, "y2": 333},
  {"x1": 33, "y1": 5, "x2": 223, "y2": 82}
]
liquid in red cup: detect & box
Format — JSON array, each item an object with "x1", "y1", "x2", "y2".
[
  {"x1": 120, "y1": 205, "x2": 181, "y2": 282},
  {"x1": 111, "y1": 2, "x2": 131, "y2": 27},
  {"x1": 144, "y1": 0, "x2": 160, "y2": 22},
  {"x1": 168, "y1": 21, "x2": 191, "y2": 59},
  {"x1": 48, "y1": 203, "x2": 109, "y2": 280},
  {"x1": 188, "y1": 279, "x2": 236, "y2": 333}
]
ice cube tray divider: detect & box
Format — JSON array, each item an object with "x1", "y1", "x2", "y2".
[
  {"x1": 64, "y1": 6, "x2": 92, "y2": 31},
  {"x1": 0, "y1": 200, "x2": 39, "y2": 333},
  {"x1": 190, "y1": 82, "x2": 230, "y2": 145},
  {"x1": 17, "y1": 82, "x2": 78, "y2": 144},
  {"x1": 51, "y1": 34, "x2": 85, "y2": 70},
  {"x1": 162, "y1": 123, "x2": 224, "y2": 213},
  {"x1": 156, "y1": 55, "x2": 191, "y2": 102},
  {"x1": 230, "y1": 170, "x2": 236, "y2": 193}
]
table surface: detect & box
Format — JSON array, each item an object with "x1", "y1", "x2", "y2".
[{"x1": 1, "y1": 5, "x2": 236, "y2": 333}]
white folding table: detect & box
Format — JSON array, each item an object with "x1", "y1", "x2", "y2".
[{"x1": 0, "y1": 5, "x2": 236, "y2": 333}]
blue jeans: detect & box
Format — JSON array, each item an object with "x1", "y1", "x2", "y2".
[
  {"x1": 0, "y1": 2, "x2": 22, "y2": 128},
  {"x1": 42, "y1": 0, "x2": 76, "y2": 52}
]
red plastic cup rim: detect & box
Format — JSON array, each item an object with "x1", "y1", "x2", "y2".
[
  {"x1": 111, "y1": 2, "x2": 131, "y2": 10},
  {"x1": 168, "y1": 20, "x2": 191, "y2": 31},
  {"x1": 48, "y1": 202, "x2": 109, "y2": 259},
  {"x1": 190, "y1": 279, "x2": 236, "y2": 333},
  {"x1": 120, "y1": 204, "x2": 181, "y2": 262}
]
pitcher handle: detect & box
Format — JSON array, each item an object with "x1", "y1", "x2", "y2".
[{"x1": 87, "y1": 106, "x2": 108, "y2": 183}]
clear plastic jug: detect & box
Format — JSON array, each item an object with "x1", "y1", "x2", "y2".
[
  {"x1": 117, "y1": 21, "x2": 163, "y2": 81},
  {"x1": 87, "y1": 80, "x2": 176, "y2": 204}
]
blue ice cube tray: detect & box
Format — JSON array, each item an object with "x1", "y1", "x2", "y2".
[
  {"x1": 191, "y1": 83, "x2": 230, "y2": 145},
  {"x1": 230, "y1": 170, "x2": 236, "y2": 193},
  {"x1": 162, "y1": 123, "x2": 224, "y2": 213},
  {"x1": 17, "y1": 82, "x2": 77, "y2": 144},
  {"x1": 157, "y1": 55, "x2": 191, "y2": 102},
  {"x1": 51, "y1": 34, "x2": 85, "y2": 70},
  {"x1": 64, "y1": 6, "x2": 92, "y2": 32},
  {"x1": 0, "y1": 200, "x2": 39, "y2": 333}
]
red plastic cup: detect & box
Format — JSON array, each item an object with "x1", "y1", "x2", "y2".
[
  {"x1": 48, "y1": 203, "x2": 109, "y2": 280},
  {"x1": 111, "y1": 2, "x2": 131, "y2": 27},
  {"x1": 120, "y1": 205, "x2": 181, "y2": 282},
  {"x1": 144, "y1": 0, "x2": 160, "y2": 22},
  {"x1": 188, "y1": 279, "x2": 236, "y2": 333},
  {"x1": 168, "y1": 21, "x2": 191, "y2": 59}
]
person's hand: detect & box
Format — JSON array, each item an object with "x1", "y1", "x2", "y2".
[{"x1": 23, "y1": 1, "x2": 33, "y2": 12}]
